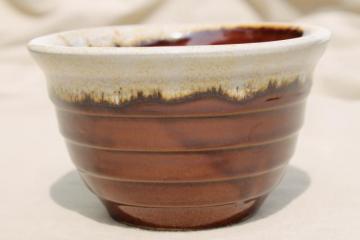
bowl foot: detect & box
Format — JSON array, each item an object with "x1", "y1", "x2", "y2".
[{"x1": 101, "y1": 196, "x2": 267, "y2": 230}]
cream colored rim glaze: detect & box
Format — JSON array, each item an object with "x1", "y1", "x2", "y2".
[{"x1": 28, "y1": 23, "x2": 330, "y2": 105}]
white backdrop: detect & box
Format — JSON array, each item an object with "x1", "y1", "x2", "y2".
[{"x1": 1, "y1": 0, "x2": 359, "y2": 239}]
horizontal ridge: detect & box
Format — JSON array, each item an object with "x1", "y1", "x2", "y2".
[
  {"x1": 64, "y1": 130, "x2": 299, "y2": 153},
  {"x1": 101, "y1": 194, "x2": 271, "y2": 208},
  {"x1": 78, "y1": 162, "x2": 287, "y2": 183}
]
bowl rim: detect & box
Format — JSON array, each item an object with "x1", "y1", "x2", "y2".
[{"x1": 28, "y1": 22, "x2": 331, "y2": 56}]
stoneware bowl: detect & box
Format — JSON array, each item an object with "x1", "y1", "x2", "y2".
[{"x1": 28, "y1": 23, "x2": 330, "y2": 230}]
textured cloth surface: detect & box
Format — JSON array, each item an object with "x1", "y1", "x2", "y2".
[{"x1": 1, "y1": 0, "x2": 359, "y2": 239}]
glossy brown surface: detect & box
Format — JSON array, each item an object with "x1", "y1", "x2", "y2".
[
  {"x1": 53, "y1": 78, "x2": 311, "y2": 230},
  {"x1": 128, "y1": 26, "x2": 303, "y2": 47}
]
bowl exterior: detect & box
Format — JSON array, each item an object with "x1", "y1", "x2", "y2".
[
  {"x1": 29, "y1": 24, "x2": 330, "y2": 229},
  {"x1": 54, "y1": 80, "x2": 307, "y2": 229}
]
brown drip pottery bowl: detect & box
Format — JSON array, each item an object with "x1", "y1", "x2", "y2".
[{"x1": 29, "y1": 23, "x2": 330, "y2": 230}]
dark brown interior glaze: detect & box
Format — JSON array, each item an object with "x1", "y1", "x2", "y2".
[{"x1": 132, "y1": 27, "x2": 303, "y2": 47}]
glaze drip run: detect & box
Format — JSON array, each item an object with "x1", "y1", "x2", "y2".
[{"x1": 50, "y1": 77, "x2": 305, "y2": 108}]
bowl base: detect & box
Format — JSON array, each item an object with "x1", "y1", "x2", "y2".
[{"x1": 101, "y1": 195, "x2": 267, "y2": 230}]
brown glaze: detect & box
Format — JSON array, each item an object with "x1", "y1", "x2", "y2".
[
  {"x1": 53, "y1": 77, "x2": 311, "y2": 229},
  {"x1": 116, "y1": 26, "x2": 303, "y2": 47}
]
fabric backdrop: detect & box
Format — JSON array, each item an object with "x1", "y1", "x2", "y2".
[{"x1": 1, "y1": 0, "x2": 359, "y2": 239}]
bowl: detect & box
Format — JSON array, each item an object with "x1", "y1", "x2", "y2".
[{"x1": 28, "y1": 23, "x2": 330, "y2": 230}]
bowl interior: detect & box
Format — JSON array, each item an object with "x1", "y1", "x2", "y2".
[
  {"x1": 101, "y1": 26, "x2": 303, "y2": 48},
  {"x1": 29, "y1": 23, "x2": 309, "y2": 49}
]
